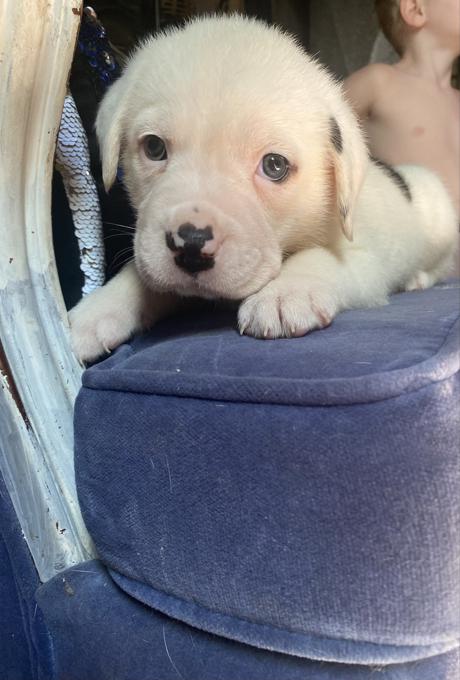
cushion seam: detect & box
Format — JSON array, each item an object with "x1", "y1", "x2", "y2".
[
  {"x1": 81, "y1": 317, "x2": 459, "y2": 406},
  {"x1": 108, "y1": 568, "x2": 460, "y2": 651}
]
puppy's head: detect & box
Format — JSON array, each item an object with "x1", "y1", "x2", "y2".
[{"x1": 96, "y1": 15, "x2": 368, "y2": 300}]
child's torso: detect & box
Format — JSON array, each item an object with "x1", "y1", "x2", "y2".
[{"x1": 366, "y1": 70, "x2": 460, "y2": 217}]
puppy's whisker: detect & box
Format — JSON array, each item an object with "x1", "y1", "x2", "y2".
[
  {"x1": 103, "y1": 221, "x2": 136, "y2": 231},
  {"x1": 106, "y1": 227, "x2": 136, "y2": 235},
  {"x1": 110, "y1": 248, "x2": 134, "y2": 268},
  {"x1": 114, "y1": 246, "x2": 133, "y2": 262},
  {"x1": 107, "y1": 255, "x2": 135, "y2": 277},
  {"x1": 118, "y1": 255, "x2": 135, "y2": 269},
  {"x1": 103, "y1": 233, "x2": 134, "y2": 242},
  {"x1": 111, "y1": 244, "x2": 134, "y2": 256}
]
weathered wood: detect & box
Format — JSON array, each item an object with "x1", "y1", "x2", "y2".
[{"x1": 0, "y1": 0, "x2": 96, "y2": 581}]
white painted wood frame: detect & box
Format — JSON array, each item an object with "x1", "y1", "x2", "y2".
[{"x1": 0, "y1": 0, "x2": 96, "y2": 582}]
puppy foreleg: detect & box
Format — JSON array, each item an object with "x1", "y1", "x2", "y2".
[
  {"x1": 238, "y1": 246, "x2": 388, "y2": 339},
  {"x1": 69, "y1": 261, "x2": 177, "y2": 362}
]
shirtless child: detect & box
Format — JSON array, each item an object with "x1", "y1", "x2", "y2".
[{"x1": 344, "y1": 0, "x2": 460, "y2": 256}]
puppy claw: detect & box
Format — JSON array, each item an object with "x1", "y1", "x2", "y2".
[
  {"x1": 69, "y1": 288, "x2": 143, "y2": 362},
  {"x1": 238, "y1": 281, "x2": 337, "y2": 340},
  {"x1": 405, "y1": 271, "x2": 433, "y2": 292}
]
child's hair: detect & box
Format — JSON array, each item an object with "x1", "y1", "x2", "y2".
[{"x1": 374, "y1": 0, "x2": 405, "y2": 56}]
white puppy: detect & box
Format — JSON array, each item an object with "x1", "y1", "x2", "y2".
[{"x1": 69, "y1": 15, "x2": 458, "y2": 362}]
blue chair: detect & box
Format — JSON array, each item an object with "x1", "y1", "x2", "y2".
[{"x1": 4, "y1": 282, "x2": 456, "y2": 679}]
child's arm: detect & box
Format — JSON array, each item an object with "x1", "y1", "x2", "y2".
[{"x1": 343, "y1": 63, "x2": 393, "y2": 121}]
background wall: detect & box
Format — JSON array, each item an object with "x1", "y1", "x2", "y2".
[{"x1": 309, "y1": 0, "x2": 396, "y2": 78}]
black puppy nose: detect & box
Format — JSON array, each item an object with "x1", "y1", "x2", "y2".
[
  {"x1": 166, "y1": 223, "x2": 215, "y2": 274},
  {"x1": 178, "y1": 223, "x2": 213, "y2": 248}
]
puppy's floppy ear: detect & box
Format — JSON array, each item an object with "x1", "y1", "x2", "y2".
[
  {"x1": 95, "y1": 77, "x2": 128, "y2": 191},
  {"x1": 328, "y1": 113, "x2": 368, "y2": 242}
]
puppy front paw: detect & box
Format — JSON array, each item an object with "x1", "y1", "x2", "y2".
[
  {"x1": 404, "y1": 271, "x2": 434, "y2": 292},
  {"x1": 69, "y1": 289, "x2": 143, "y2": 363},
  {"x1": 238, "y1": 280, "x2": 337, "y2": 339}
]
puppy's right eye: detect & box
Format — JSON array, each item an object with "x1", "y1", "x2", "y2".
[{"x1": 142, "y1": 135, "x2": 167, "y2": 161}]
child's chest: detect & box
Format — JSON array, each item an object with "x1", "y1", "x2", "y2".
[
  {"x1": 379, "y1": 83, "x2": 458, "y2": 145},
  {"x1": 371, "y1": 83, "x2": 459, "y2": 166}
]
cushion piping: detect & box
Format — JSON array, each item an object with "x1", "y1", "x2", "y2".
[
  {"x1": 81, "y1": 318, "x2": 459, "y2": 407},
  {"x1": 109, "y1": 569, "x2": 459, "y2": 666}
]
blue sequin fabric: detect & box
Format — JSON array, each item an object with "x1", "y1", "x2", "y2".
[{"x1": 78, "y1": 7, "x2": 121, "y2": 88}]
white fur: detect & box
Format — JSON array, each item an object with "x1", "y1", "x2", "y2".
[{"x1": 69, "y1": 15, "x2": 458, "y2": 361}]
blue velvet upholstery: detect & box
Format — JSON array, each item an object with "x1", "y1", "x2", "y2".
[
  {"x1": 73, "y1": 282, "x2": 460, "y2": 674},
  {"x1": 0, "y1": 474, "x2": 52, "y2": 680},
  {"x1": 2, "y1": 284, "x2": 458, "y2": 679},
  {"x1": 36, "y1": 560, "x2": 460, "y2": 680}
]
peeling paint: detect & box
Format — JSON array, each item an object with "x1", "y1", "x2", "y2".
[
  {"x1": 0, "y1": 341, "x2": 31, "y2": 426},
  {"x1": 0, "y1": 0, "x2": 95, "y2": 581}
]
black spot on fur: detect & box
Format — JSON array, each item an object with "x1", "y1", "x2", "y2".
[
  {"x1": 175, "y1": 250, "x2": 215, "y2": 274},
  {"x1": 166, "y1": 224, "x2": 215, "y2": 275},
  {"x1": 330, "y1": 117, "x2": 343, "y2": 154},
  {"x1": 177, "y1": 223, "x2": 213, "y2": 247},
  {"x1": 371, "y1": 157, "x2": 412, "y2": 202},
  {"x1": 165, "y1": 231, "x2": 178, "y2": 251}
]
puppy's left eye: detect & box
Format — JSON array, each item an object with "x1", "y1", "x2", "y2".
[
  {"x1": 258, "y1": 153, "x2": 290, "y2": 182},
  {"x1": 142, "y1": 135, "x2": 167, "y2": 161}
]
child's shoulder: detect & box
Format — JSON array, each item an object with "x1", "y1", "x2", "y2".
[
  {"x1": 345, "y1": 62, "x2": 397, "y2": 88},
  {"x1": 344, "y1": 63, "x2": 399, "y2": 114}
]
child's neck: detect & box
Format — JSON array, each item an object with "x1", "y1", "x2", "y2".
[{"x1": 397, "y1": 33, "x2": 458, "y2": 89}]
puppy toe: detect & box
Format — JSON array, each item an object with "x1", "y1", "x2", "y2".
[
  {"x1": 238, "y1": 293, "x2": 283, "y2": 339},
  {"x1": 69, "y1": 308, "x2": 137, "y2": 363},
  {"x1": 405, "y1": 271, "x2": 433, "y2": 291},
  {"x1": 279, "y1": 292, "x2": 333, "y2": 337},
  {"x1": 239, "y1": 283, "x2": 337, "y2": 339},
  {"x1": 69, "y1": 326, "x2": 107, "y2": 364}
]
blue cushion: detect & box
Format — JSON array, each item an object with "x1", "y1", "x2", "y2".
[
  {"x1": 35, "y1": 560, "x2": 460, "y2": 680},
  {"x1": 0, "y1": 473, "x2": 52, "y2": 680},
  {"x1": 75, "y1": 282, "x2": 460, "y2": 667}
]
